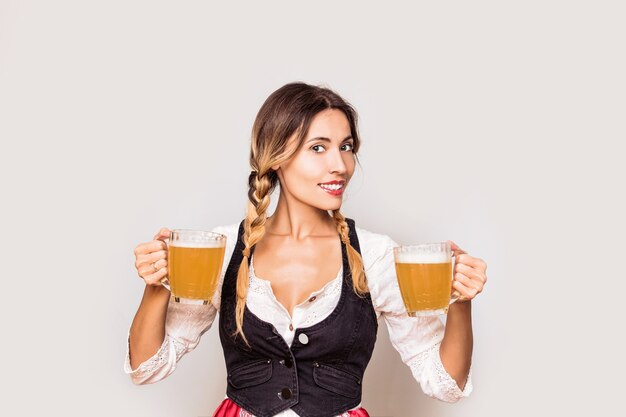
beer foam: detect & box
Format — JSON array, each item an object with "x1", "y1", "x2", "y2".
[
  {"x1": 169, "y1": 240, "x2": 225, "y2": 248},
  {"x1": 395, "y1": 251, "x2": 449, "y2": 264}
]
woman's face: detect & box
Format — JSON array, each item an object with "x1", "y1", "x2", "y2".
[{"x1": 274, "y1": 108, "x2": 356, "y2": 211}]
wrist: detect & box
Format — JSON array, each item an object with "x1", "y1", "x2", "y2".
[
  {"x1": 142, "y1": 283, "x2": 171, "y2": 301},
  {"x1": 449, "y1": 299, "x2": 472, "y2": 313}
]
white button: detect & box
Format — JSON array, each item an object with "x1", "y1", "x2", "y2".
[{"x1": 298, "y1": 333, "x2": 309, "y2": 344}]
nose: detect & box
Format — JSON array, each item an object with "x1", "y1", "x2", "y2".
[{"x1": 328, "y1": 147, "x2": 348, "y2": 175}]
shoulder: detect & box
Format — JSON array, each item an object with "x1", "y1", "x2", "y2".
[
  {"x1": 207, "y1": 221, "x2": 241, "y2": 310},
  {"x1": 210, "y1": 222, "x2": 241, "y2": 259},
  {"x1": 352, "y1": 223, "x2": 403, "y2": 314},
  {"x1": 210, "y1": 222, "x2": 240, "y2": 240},
  {"x1": 353, "y1": 223, "x2": 399, "y2": 271},
  {"x1": 354, "y1": 225, "x2": 398, "y2": 248}
]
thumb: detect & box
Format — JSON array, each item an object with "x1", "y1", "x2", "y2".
[
  {"x1": 447, "y1": 240, "x2": 467, "y2": 256},
  {"x1": 153, "y1": 227, "x2": 171, "y2": 241}
]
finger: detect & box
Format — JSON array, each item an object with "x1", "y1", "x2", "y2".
[
  {"x1": 152, "y1": 259, "x2": 166, "y2": 270},
  {"x1": 135, "y1": 250, "x2": 167, "y2": 266},
  {"x1": 454, "y1": 271, "x2": 484, "y2": 291},
  {"x1": 143, "y1": 267, "x2": 169, "y2": 286},
  {"x1": 135, "y1": 240, "x2": 167, "y2": 256},
  {"x1": 153, "y1": 227, "x2": 171, "y2": 241},
  {"x1": 135, "y1": 257, "x2": 167, "y2": 273},
  {"x1": 137, "y1": 260, "x2": 168, "y2": 279},
  {"x1": 134, "y1": 241, "x2": 160, "y2": 256},
  {"x1": 455, "y1": 263, "x2": 487, "y2": 284},
  {"x1": 454, "y1": 253, "x2": 486, "y2": 270},
  {"x1": 137, "y1": 263, "x2": 160, "y2": 277},
  {"x1": 452, "y1": 279, "x2": 480, "y2": 300}
]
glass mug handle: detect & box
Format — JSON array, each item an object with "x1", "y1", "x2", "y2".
[
  {"x1": 160, "y1": 236, "x2": 171, "y2": 291},
  {"x1": 450, "y1": 250, "x2": 461, "y2": 304}
]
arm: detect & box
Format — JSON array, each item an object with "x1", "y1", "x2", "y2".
[
  {"x1": 439, "y1": 242, "x2": 487, "y2": 390},
  {"x1": 362, "y1": 230, "x2": 473, "y2": 402},
  {"x1": 123, "y1": 223, "x2": 236, "y2": 385},
  {"x1": 128, "y1": 285, "x2": 170, "y2": 370},
  {"x1": 439, "y1": 300, "x2": 473, "y2": 391},
  {"x1": 124, "y1": 290, "x2": 218, "y2": 385},
  {"x1": 379, "y1": 309, "x2": 473, "y2": 402}
]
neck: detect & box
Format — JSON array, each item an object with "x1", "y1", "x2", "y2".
[{"x1": 265, "y1": 192, "x2": 337, "y2": 241}]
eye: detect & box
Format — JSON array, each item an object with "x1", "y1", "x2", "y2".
[{"x1": 310, "y1": 143, "x2": 355, "y2": 153}]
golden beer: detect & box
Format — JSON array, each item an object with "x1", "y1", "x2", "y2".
[
  {"x1": 393, "y1": 243, "x2": 456, "y2": 316},
  {"x1": 165, "y1": 230, "x2": 226, "y2": 304}
]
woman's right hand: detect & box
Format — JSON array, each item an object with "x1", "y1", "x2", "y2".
[{"x1": 134, "y1": 227, "x2": 171, "y2": 286}]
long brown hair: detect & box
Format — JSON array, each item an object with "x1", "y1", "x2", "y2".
[{"x1": 233, "y1": 82, "x2": 367, "y2": 346}]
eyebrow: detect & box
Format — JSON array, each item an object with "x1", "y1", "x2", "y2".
[{"x1": 306, "y1": 135, "x2": 353, "y2": 143}]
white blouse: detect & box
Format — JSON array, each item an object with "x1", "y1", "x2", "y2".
[{"x1": 123, "y1": 223, "x2": 473, "y2": 414}]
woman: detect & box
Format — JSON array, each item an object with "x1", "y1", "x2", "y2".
[{"x1": 125, "y1": 82, "x2": 488, "y2": 417}]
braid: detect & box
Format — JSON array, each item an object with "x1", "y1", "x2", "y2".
[
  {"x1": 232, "y1": 169, "x2": 276, "y2": 347},
  {"x1": 331, "y1": 209, "x2": 368, "y2": 296}
]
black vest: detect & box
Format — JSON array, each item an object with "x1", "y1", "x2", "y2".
[{"x1": 218, "y1": 218, "x2": 378, "y2": 417}]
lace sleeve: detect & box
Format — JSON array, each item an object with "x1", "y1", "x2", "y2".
[
  {"x1": 123, "y1": 223, "x2": 238, "y2": 385},
  {"x1": 123, "y1": 300, "x2": 218, "y2": 385},
  {"x1": 363, "y1": 231, "x2": 473, "y2": 403}
]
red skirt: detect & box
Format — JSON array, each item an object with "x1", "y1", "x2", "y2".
[{"x1": 212, "y1": 398, "x2": 370, "y2": 417}]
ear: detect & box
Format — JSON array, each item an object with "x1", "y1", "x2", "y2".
[{"x1": 271, "y1": 164, "x2": 280, "y2": 171}]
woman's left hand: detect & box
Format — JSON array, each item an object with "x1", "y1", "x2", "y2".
[{"x1": 447, "y1": 241, "x2": 488, "y2": 302}]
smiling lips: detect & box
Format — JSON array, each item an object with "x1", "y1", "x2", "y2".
[{"x1": 318, "y1": 181, "x2": 345, "y2": 196}]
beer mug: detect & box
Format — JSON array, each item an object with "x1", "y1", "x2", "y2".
[
  {"x1": 393, "y1": 242, "x2": 460, "y2": 316},
  {"x1": 161, "y1": 229, "x2": 227, "y2": 305}
]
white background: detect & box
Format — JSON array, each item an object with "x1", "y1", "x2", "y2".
[{"x1": 1, "y1": 1, "x2": 624, "y2": 416}]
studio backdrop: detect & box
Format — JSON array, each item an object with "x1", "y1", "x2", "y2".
[{"x1": 1, "y1": 1, "x2": 624, "y2": 416}]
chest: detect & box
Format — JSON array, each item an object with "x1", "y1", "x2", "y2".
[{"x1": 252, "y1": 235, "x2": 343, "y2": 317}]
